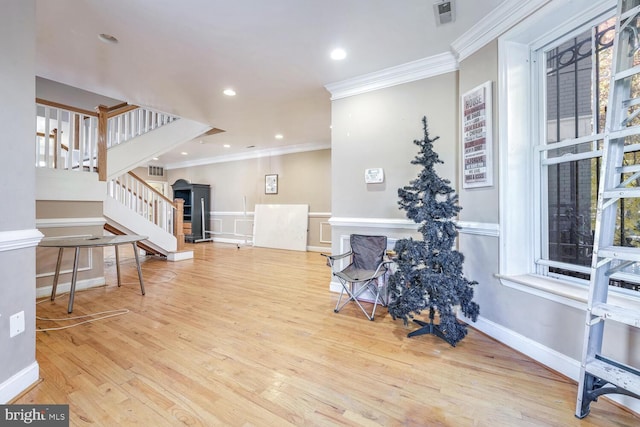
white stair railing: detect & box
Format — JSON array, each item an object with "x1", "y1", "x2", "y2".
[
  {"x1": 107, "y1": 171, "x2": 176, "y2": 235},
  {"x1": 36, "y1": 99, "x2": 180, "y2": 172},
  {"x1": 106, "y1": 106, "x2": 179, "y2": 148},
  {"x1": 35, "y1": 100, "x2": 99, "y2": 172}
]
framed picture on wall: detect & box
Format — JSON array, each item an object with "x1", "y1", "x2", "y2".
[
  {"x1": 265, "y1": 174, "x2": 278, "y2": 194},
  {"x1": 461, "y1": 81, "x2": 493, "y2": 188}
]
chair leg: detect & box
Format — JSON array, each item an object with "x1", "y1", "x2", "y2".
[{"x1": 334, "y1": 279, "x2": 380, "y2": 321}]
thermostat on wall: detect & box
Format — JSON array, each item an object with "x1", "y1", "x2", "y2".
[{"x1": 365, "y1": 168, "x2": 384, "y2": 184}]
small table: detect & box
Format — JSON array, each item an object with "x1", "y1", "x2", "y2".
[{"x1": 39, "y1": 235, "x2": 147, "y2": 313}]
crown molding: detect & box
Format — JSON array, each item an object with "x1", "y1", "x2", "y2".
[
  {"x1": 164, "y1": 141, "x2": 330, "y2": 169},
  {"x1": 451, "y1": 0, "x2": 551, "y2": 61},
  {"x1": 325, "y1": 52, "x2": 458, "y2": 101}
]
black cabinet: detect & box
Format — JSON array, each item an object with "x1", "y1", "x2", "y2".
[{"x1": 171, "y1": 179, "x2": 211, "y2": 243}]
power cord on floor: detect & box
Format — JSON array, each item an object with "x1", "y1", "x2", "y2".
[
  {"x1": 36, "y1": 309, "x2": 130, "y2": 332},
  {"x1": 35, "y1": 283, "x2": 131, "y2": 332},
  {"x1": 35, "y1": 256, "x2": 177, "y2": 331}
]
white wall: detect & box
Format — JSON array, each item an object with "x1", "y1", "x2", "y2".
[{"x1": 0, "y1": 0, "x2": 41, "y2": 403}]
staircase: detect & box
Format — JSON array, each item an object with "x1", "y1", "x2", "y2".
[{"x1": 36, "y1": 99, "x2": 212, "y2": 257}]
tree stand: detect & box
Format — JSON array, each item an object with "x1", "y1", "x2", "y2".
[{"x1": 407, "y1": 307, "x2": 456, "y2": 347}]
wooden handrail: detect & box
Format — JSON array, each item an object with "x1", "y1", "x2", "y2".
[
  {"x1": 36, "y1": 98, "x2": 98, "y2": 117},
  {"x1": 128, "y1": 171, "x2": 176, "y2": 207},
  {"x1": 106, "y1": 104, "x2": 139, "y2": 119}
]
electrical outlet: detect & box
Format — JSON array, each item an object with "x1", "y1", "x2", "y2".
[{"x1": 10, "y1": 311, "x2": 25, "y2": 337}]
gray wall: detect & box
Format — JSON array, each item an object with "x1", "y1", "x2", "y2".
[
  {"x1": 331, "y1": 74, "x2": 458, "y2": 220},
  {"x1": 0, "y1": 0, "x2": 39, "y2": 403},
  {"x1": 329, "y1": 74, "x2": 458, "y2": 264},
  {"x1": 167, "y1": 149, "x2": 331, "y2": 249}
]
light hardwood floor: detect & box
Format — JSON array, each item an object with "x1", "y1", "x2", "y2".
[{"x1": 14, "y1": 242, "x2": 640, "y2": 426}]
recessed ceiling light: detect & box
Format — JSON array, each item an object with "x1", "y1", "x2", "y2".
[
  {"x1": 223, "y1": 88, "x2": 236, "y2": 96},
  {"x1": 98, "y1": 33, "x2": 118, "y2": 44},
  {"x1": 152, "y1": 157, "x2": 159, "y2": 161},
  {"x1": 181, "y1": 152, "x2": 188, "y2": 155},
  {"x1": 223, "y1": 144, "x2": 231, "y2": 148},
  {"x1": 330, "y1": 48, "x2": 347, "y2": 60},
  {"x1": 275, "y1": 134, "x2": 284, "y2": 140}
]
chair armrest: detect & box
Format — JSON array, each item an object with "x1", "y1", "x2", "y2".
[{"x1": 320, "y1": 251, "x2": 352, "y2": 268}]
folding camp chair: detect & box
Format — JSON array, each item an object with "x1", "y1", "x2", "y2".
[{"x1": 322, "y1": 234, "x2": 390, "y2": 321}]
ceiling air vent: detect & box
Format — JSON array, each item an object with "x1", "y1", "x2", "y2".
[
  {"x1": 433, "y1": 0, "x2": 455, "y2": 26},
  {"x1": 148, "y1": 165, "x2": 164, "y2": 177}
]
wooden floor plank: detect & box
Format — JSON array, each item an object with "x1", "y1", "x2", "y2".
[{"x1": 13, "y1": 242, "x2": 640, "y2": 426}]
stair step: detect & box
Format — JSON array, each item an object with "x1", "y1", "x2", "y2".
[
  {"x1": 597, "y1": 245, "x2": 640, "y2": 262},
  {"x1": 585, "y1": 357, "x2": 640, "y2": 397},
  {"x1": 591, "y1": 303, "x2": 640, "y2": 327}
]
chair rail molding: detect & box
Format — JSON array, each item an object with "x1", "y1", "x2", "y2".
[
  {"x1": 0, "y1": 229, "x2": 44, "y2": 252},
  {"x1": 36, "y1": 217, "x2": 107, "y2": 229},
  {"x1": 329, "y1": 217, "x2": 418, "y2": 230},
  {"x1": 456, "y1": 221, "x2": 500, "y2": 237}
]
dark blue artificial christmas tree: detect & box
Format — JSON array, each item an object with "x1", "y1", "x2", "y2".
[{"x1": 388, "y1": 116, "x2": 479, "y2": 347}]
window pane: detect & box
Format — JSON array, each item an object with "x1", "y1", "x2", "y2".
[
  {"x1": 547, "y1": 157, "x2": 597, "y2": 266},
  {"x1": 545, "y1": 28, "x2": 594, "y2": 143}
]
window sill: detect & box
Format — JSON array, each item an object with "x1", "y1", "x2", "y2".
[{"x1": 497, "y1": 273, "x2": 640, "y2": 311}]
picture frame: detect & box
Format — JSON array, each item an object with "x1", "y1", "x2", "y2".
[
  {"x1": 265, "y1": 174, "x2": 278, "y2": 194},
  {"x1": 461, "y1": 81, "x2": 493, "y2": 188}
]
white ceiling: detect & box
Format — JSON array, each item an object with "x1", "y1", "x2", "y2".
[{"x1": 35, "y1": 0, "x2": 504, "y2": 168}]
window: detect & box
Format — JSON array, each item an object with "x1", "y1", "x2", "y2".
[
  {"x1": 497, "y1": 1, "x2": 640, "y2": 302},
  {"x1": 500, "y1": 0, "x2": 640, "y2": 300},
  {"x1": 536, "y1": 12, "x2": 640, "y2": 293},
  {"x1": 536, "y1": 17, "x2": 615, "y2": 282}
]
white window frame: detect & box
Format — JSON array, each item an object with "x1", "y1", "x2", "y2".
[{"x1": 497, "y1": 0, "x2": 640, "y2": 309}]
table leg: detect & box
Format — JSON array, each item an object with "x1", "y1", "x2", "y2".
[
  {"x1": 115, "y1": 244, "x2": 121, "y2": 287},
  {"x1": 67, "y1": 246, "x2": 80, "y2": 313},
  {"x1": 132, "y1": 242, "x2": 146, "y2": 295},
  {"x1": 51, "y1": 248, "x2": 64, "y2": 301}
]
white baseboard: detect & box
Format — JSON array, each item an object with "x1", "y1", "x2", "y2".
[
  {"x1": 0, "y1": 362, "x2": 39, "y2": 404},
  {"x1": 307, "y1": 245, "x2": 329, "y2": 253},
  {"x1": 167, "y1": 250, "x2": 194, "y2": 261},
  {"x1": 36, "y1": 277, "x2": 106, "y2": 299},
  {"x1": 464, "y1": 315, "x2": 580, "y2": 380},
  {"x1": 464, "y1": 315, "x2": 640, "y2": 416}
]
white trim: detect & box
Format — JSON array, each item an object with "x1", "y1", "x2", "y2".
[
  {"x1": 0, "y1": 229, "x2": 44, "y2": 252},
  {"x1": 498, "y1": 274, "x2": 640, "y2": 311},
  {"x1": 461, "y1": 314, "x2": 640, "y2": 414},
  {"x1": 329, "y1": 217, "x2": 418, "y2": 229},
  {"x1": 35, "y1": 276, "x2": 106, "y2": 299},
  {"x1": 329, "y1": 217, "x2": 497, "y2": 236},
  {"x1": 325, "y1": 53, "x2": 458, "y2": 100},
  {"x1": 456, "y1": 221, "x2": 499, "y2": 237},
  {"x1": 167, "y1": 250, "x2": 194, "y2": 262},
  {"x1": 308, "y1": 212, "x2": 331, "y2": 218},
  {"x1": 165, "y1": 141, "x2": 330, "y2": 170},
  {"x1": 307, "y1": 245, "x2": 328, "y2": 253},
  {"x1": 36, "y1": 217, "x2": 106, "y2": 228},
  {"x1": 452, "y1": 0, "x2": 551, "y2": 61},
  {"x1": 211, "y1": 211, "x2": 329, "y2": 218},
  {"x1": 212, "y1": 211, "x2": 255, "y2": 217},
  {"x1": 0, "y1": 362, "x2": 39, "y2": 404},
  {"x1": 463, "y1": 315, "x2": 580, "y2": 380}
]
